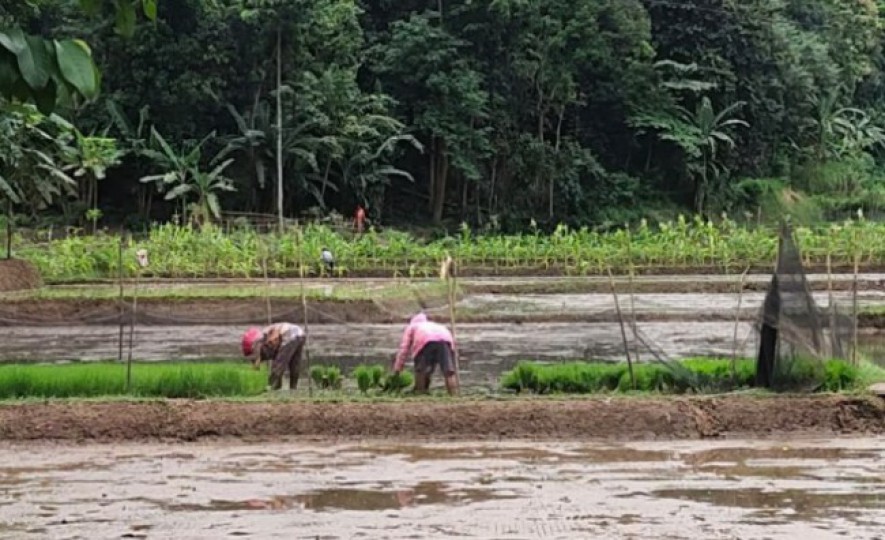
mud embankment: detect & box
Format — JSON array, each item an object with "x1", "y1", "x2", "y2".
[
  {"x1": 2, "y1": 291, "x2": 884, "y2": 327},
  {"x1": 0, "y1": 395, "x2": 881, "y2": 442}
]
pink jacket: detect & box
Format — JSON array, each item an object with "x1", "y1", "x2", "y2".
[{"x1": 393, "y1": 313, "x2": 455, "y2": 371}]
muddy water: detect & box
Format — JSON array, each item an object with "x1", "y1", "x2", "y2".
[
  {"x1": 4, "y1": 322, "x2": 885, "y2": 386},
  {"x1": 0, "y1": 438, "x2": 882, "y2": 539},
  {"x1": 0, "y1": 321, "x2": 762, "y2": 381},
  {"x1": 460, "y1": 290, "x2": 885, "y2": 319}
]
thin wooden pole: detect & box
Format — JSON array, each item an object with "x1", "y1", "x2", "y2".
[
  {"x1": 117, "y1": 237, "x2": 124, "y2": 362},
  {"x1": 826, "y1": 233, "x2": 836, "y2": 358},
  {"x1": 625, "y1": 231, "x2": 640, "y2": 365},
  {"x1": 299, "y1": 229, "x2": 312, "y2": 397},
  {"x1": 127, "y1": 268, "x2": 140, "y2": 392},
  {"x1": 275, "y1": 26, "x2": 284, "y2": 234},
  {"x1": 732, "y1": 266, "x2": 750, "y2": 379},
  {"x1": 608, "y1": 267, "x2": 634, "y2": 389},
  {"x1": 5, "y1": 199, "x2": 11, "y2": 259},
  {"x1": 262, "y1": 240, "x2": 272, "y2": 325},
  {"x1": 445, "y1": 254, "x2": 460, "y2": 389},
  {"x1": 852, "y1": 228, "x2": 860, "y2": 366}
]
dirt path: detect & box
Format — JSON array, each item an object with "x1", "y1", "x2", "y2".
[{"x1": 0, "y1": 395, "x2": 881, "y2": 442}]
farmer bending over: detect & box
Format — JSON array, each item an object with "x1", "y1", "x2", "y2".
[
  {"x1": 241, "y1": 323, "x2": 306, "y2": 391},
  {"x1": 393, "y1": 313, "x2": 459, "y2": 396}
]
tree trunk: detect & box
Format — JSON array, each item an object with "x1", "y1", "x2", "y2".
[
  {"x1": 432, "y1": 138, "x2": 448, "y2": 224},
  {"x1": 550, "y1": 106, "x2": 565, "y2": 220},
  {"x1": 428, "y1": 137, "x2": 436, "y2": 214},
  {"x1": 275, "y1": 26, "x2": 284, "y2": 233},
  {"x1": 320, "y1": 157, "x2": 332, "y2": 202},
  {"x1": 5, "y1": 199, "x2": 12, "y2": 260}
]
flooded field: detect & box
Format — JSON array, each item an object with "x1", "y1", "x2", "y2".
[
  {"x1": 0, "y1": 438, "x2": 882, "y2": 539},
  {"x1": 4, "y1": 322, "x2": 885, "y2": 387}
]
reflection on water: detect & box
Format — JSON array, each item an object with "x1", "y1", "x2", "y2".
[{"x1": 0, "y1": 439, "x2": 882, "y2": 539}]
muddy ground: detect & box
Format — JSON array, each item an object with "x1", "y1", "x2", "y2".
[
  {"x1": 0, "y1": 259, "x2": 41, "y2": 292},
  {"x1": 0, "y1": 395, "x2": 881, "y2": 442},
  {"x1": 0, "y1": 438, "x2": 882, "y2": 539},
  {"x1": 2, "y1": 289, "x2": 885, "y2": 327}
]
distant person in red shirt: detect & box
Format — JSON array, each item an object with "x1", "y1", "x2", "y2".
[
  {"x1": 393, "y1": 312, "x2": 459, "y2": 395},
  {"x1": 354, "y1": 205, "x2": 366, "y2": 235}
]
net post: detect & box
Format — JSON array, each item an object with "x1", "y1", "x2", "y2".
[
  {"x1": 852, "y1": 227, "x2": 860, "y2": 366},
  {"x1": 732, "y1": 266, "x2": 749, "y2": 380},
  {"x1": 826, "y1": 229, "x2": 837, "y2": 358},
  {"x1": 117, "y1": 235, "x2": 125, "y2": 362},
  {"x1": 444, "y1": 252, "x2": 460, "y2": 392},
  {"x1": 298, "y1": 227, "x2": 312, "y2": 398},
  {"x1": 608, "y1": 267, "x2": 634, "y2": 389},
  {"x1": 262, "y1": 237, "x2": 272, "y2": 325},
  {"x1": 127, "y1": 263, "x2": 140, "y2": 393},
  {"x1": 625, "y1": 227, "x2": 640, "y2": 367}
]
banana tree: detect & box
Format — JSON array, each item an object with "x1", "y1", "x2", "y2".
[
  {"x1": 140, "y1": 128, "x2": 235, "y2": 224},
  {"x1": 0, "y1": 100, "x2": 76, "y2": 256},
  {"x1": 631, "y1": 96, "x2": 748, "y2": 214},
  {"x1": 338, "y1": 113, "x2": 423, "y2": 216},
  {"x1": 0, "y1": 1, "x2": 156, "y2": 113}
]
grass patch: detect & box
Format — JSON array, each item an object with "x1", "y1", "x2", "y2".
[
  {"x1": 500, "y1": 358, "x2": 865, "y2": 395},
  {"x1": 0, "y1": 363, "x2": 266, "y2": 399}
]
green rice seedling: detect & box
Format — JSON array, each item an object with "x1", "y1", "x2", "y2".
[
  {"x1": 0, "y1": 363, "x2": 265, "y2": 399},
  {"x1": 822, "y1": 361, "x2": 858, "y2": 392},
  {"x1": 353, "y1": 365, "x2": 373, "y2": 394},
  {"x1": 309, "y1": 365, "x2": 343, "y2": 390},
  {"x1": 369, "y1": 365, "x2": 385, "y2": 387},
  {"x1": 381, "y1": 371, "x2": 414, "y2": 393},
  {"x1": 325, "y1": 366, "x2": 342, "y2": 389}
]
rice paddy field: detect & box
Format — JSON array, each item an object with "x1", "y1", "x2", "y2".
[{"x1": 3, "y1": 222, "x2": 885, "y2": 539}]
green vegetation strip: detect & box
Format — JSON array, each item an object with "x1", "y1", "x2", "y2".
[
  {"x1": 0, "y1": 363, "x2": 266, "y2": 399},
  {"x1": 15, "y1": 217, "x2": 884, "y2": 282},
  {"x1": 501, "y1": 358, "x2": 874, "y2": 395},
  {"x1": 0, "y1": 358, "x2": 880, "y2": 400}
]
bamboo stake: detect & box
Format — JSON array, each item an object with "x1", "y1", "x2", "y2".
[
  {"x1": 299, "y1": 229, "x2": 312, "y2": 397},
  {"x1": 262, "y1": 239, "x2": 272, "y2": 325},
  {"x1": 117, "y1": 236, "x2": 124, "y2": 362},
  {"x1": 127, "y1": 266, "x2": 139, "y2": 392},
  {"x1": 826, "y1": 233, "x2": 836, "y2": 358},
  {"x1": 444, "y1": 253, "x2": 460, "y2": 390},
  {"x1": 852, "y1": 228, "x2": 860, "y2": 366},
  {"x1": 625, "y1": 230, "x2": 640, "y2": 365},
  {"x1": 732, "y1": 266, "x2": 750, "y2": 379},
  {"x1": 608, "y1": 267, "x2": 634, "y2": 389}
]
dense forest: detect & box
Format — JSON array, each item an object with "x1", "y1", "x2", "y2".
[{"x1": 2, "y1": 0, "x2": 885, "y2": 233}]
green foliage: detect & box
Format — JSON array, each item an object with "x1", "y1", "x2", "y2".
[
  {"x1": 381, "y1": 371, "x2": 414, "y2": 394},
  {"x1": 353, "y1": 364, "x2": 385, "y2": 394},
  {"x1": 6, "y1": 0, "x2": 885, "y2": 229},
  {"x1": 140, "y1": 128, "x2": 235, "y2": 223},
  {"x1": 309, "y1": 365, "x2": 343, "y2": 390},
  {"x1": 350, "y1": 364, "x2": 413, "y2": 394},
  {"x1": 15, "y1": 216, "x2": 885, "y2": 281},
  {"x1": 0, "y1": 362, "x2": 265, "y2": 399},
  {"x1": 500, "y1": 358, "x2": 860, "y2": 395}
]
